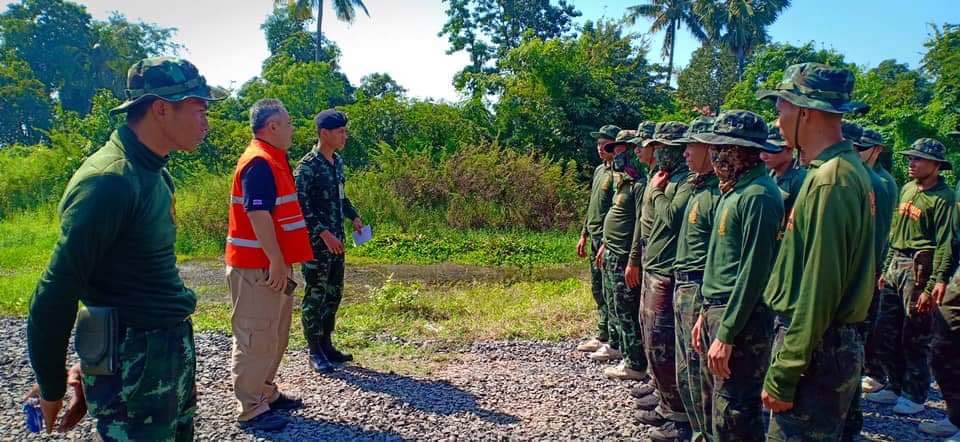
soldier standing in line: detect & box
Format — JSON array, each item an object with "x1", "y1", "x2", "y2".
[
  {"x1": 691, "y1": 111, "x2": 784, "y2": 441},
  {"x1": 865, "y1": 138, "x2": 955, "y2": 416},
  {"x1": 578, "y1": 125, "x2": 621, "y2": 359},
  {"x1": 295, "y1": 109, "x2": 365, "y2": 374},
  {"x1": 757, "y1": 63, "x2": 875, "y2": 440},
  {"x1": 760, "y1": 124, "x2": 806, "y2": 228},
  {"x1": 633, "y1": 122, "x2": 693, "y2": 437},
  {"x1": 659, "y1": 116, "x2": 718, "y2": 442}
]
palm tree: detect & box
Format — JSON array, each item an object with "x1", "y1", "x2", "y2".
[
  {"x1": 625, "y1": 0, "x2": 707, "y2": 84},
  {"x1": 274, "y1": 0, "x2": 369, "y2": 62},
  {"x1": 697, "y1": 0, "x2": 791, "y2": 79}
]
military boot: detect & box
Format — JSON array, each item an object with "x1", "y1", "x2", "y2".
[
  {"x1": 307, "y1": 337, "x2": 334, "y2": 373},
  {"x1": 321, "y1": 334, "x2": 353, "y2": 363}
]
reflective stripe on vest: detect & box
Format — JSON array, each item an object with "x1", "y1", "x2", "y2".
[
  {"x1": 230, "y1": 193, "x2": 299, "y2": 206},
  {"x1": 227, "y1": 236, "x2": 262, "y2": 248}
]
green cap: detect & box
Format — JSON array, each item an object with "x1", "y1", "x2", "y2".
[
  {"x1": 608, "y1": 129, "x2": 638, "y2": 150},
  {"x1": 767, "y1": 126, "x2": 786, "y2": 147},
  {"x1": 757, "y1": 62, "x2": 867, "y2": 114},
  {"x1": 860, "y1": 128, "x2": 884, "y2": 150},
  {"x1": 590, "y1": 124, "x2": 622, "y2": 141},
  {"x1": 691, "y1": 110, "x2": 782, "y2": 153},
  {"x1": 676, "y1": 117, "x2": 715, "y2": 144},
  {"x1": 842, "y1": 121, "x2": 867, "y2": 149},
  {"x1": 110, "y1": 57, "x2": 226, "y2": 115},
  {"x1": 900, "y1": 138, "x2": 952, "y2": 170},
  {"x1": 642, "y1": 122, "x2": 688, "y2": 148}
]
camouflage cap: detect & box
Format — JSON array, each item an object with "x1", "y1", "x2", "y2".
[
  {"x1": 590, "y1": 124, "x2": 622, "y2": 141},
  {"x1": 949, "y1": 126, "x2": 960, "y2": 137},
  {"x1": 110, "y1": 57, "x2": 226, "y2": 115},
  {"x1": 757, "y1": 62, "x2": 867, "y2": 114},
  {"x1": 767, "y1": 126, "x2": 787, "y2": 147},
  {"x1": 642, "y1": 122, "x2": 688, "y2": 148},
  {"x1": 860, "y1": 128, "x2": 884, "y2": 150},
  {"x1": 607, "y1": 129, "x2": 638, "y2": 151},
  {"x1": 841, "y1": 121, "x2": 868, "y2": 149},
  {"x1": 692, "y1": 110, "x2": 781, "y2": 153},
  {"x1": 900, "y1": 138, "x2": 952, "y2": 170},
  {"x1": 629, "y1": 120, "x2": 657, "y2": 145},
  {"x1": 675, "y1": 116, "x2": 715, "y2": 144}
]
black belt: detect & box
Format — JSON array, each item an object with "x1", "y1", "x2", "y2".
[
  {"x1": 893, "y1": 248, "x2": 920, "y2": 258},
  {"x1": 702, "y1": 297, "x2": 728, "y2": 307},
  {"x1": 675, "y1": 270, "x2": 704, "y2": 282}
]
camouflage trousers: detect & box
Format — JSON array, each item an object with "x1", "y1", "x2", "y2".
[
  {"x1": 700, "y1": 302, "x2": 772, "y2": 442},
  {"x1": 873, "y1": 255, "x2": 933, "y2": 403},
  {"x1": 83, "y1": 320, "x2": 196, "y2": 441},
  {"x1": 589, "y1": 237, "x2": 612, "y2": 344},
  {"x1": 604, "y1": 250, "x2": 645, "y2": 371},
  {"x1": 844, "y1": 270, "x2": 883, "y2": 442},
  {"x1": 641, "y1": 271, "x2": 686, "y2": 422},
  {"x1": 767, "y1": 316, "x2": 862, "y2": 442},
  {"x1": 301, "y1": 250, "x2": 346, "y2": 341},
  {"x1": 674, "y1": 278, "x2": 707, "y2": 439},
  {"x1": 932, "y1": 306, "x2": 960, "y2": 427}
]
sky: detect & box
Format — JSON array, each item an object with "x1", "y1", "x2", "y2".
[{"x1": 68, "y1": 0, "x2": 960, "y2": 102}]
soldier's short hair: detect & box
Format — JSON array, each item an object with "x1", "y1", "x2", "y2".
[{"x1": 250, "y1": 99, "x2": 287, "y2": 133}]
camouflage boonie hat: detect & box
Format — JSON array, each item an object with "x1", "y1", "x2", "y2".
[
  {"x1": 767, "y1": 125, "x2": 786, "y2": 147},
  {"x1": 692, "y1": 110, "x2": 781, "y2": 153},
  {"x1": 900, "y1": 138, "x2": 952, "y2": 170},
  {"x1": 590, "y1": 124, "x2": 621, "y2": 141},
  {"x1": 676, "y1": 116, "x2": 715, "y2": 144},
  {"x1": 949, "y1": 124, "x2": 960, "y2": 137},
  {"x1": 757, "y1": 62, "x2": 867, "y2": 114},
  {"x1": 841, "y1": 121, "x2": 867, "y2": 149},
  {"x1": 860, "y1": 128, "x2": 884, "y2": 150},
  {"x1": 642, "y1": 122, "x2": 688, "y2": 148},
  {"x1": 110, "y1": 57, "x2": 226, "y2": 115},
  {"x1": 629, "y1": 120, "x2": 657, "y2": 145}
]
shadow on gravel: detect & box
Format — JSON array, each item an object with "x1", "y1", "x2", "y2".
[
  {"x1": 335, "y1": 366, "x2": 519, "y2": 425},
  {"x1": 245, "y1": 419, "x2": 407, "y2": 442}
]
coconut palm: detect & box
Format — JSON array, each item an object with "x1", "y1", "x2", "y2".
[
  {"x1": 697, "y1": 0, "x2": 791, "y2": 78},
  {"x1": 625, "y1": 0, "x2": 708, "y2": 83},
  {"x1": 274, "y1": 0, "x2": 369, "y2": 62}
]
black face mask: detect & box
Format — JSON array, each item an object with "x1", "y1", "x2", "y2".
[{"x1": 613, "y1": 150, "x2": 642, "y2": 179}]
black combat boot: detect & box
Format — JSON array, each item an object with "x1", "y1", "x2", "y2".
[
  {"x1": 307, "y1": 337, "x2": 334, "y2": 373},
  {"x1": 321, "y1": 333, "x2": 353, "y2": 363}
]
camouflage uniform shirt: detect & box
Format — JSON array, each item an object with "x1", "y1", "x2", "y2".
[{"x1": 295, "y1": 148, "x2": 359, "y2": 254}]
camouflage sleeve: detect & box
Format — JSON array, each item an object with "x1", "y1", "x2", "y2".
[
  {"x1": 930, "y1": 196, "x2": 955, "y2": 293},
  {"x1": 28, "y1": 175, "x2": 133, "y2": 400},
  {"x1": 294, "y1": 161, "x2": 334, "y2": 239}
]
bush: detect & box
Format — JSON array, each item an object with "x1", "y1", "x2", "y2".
[{"x1": 174, "y1": 173, "x2": 231, "y2": 257}]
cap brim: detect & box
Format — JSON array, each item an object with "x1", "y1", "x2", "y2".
[
  {"x1": 756, "y1": 89, "x2": 868, "y2": 115},
  {"x1": 692, "y1": 133, "x2": 783, "y2": 153},
  {"x1": 855, "y1": 142, "x2": 878, "y2": 151},
  {"x1": 949, "y1": 131, "x2": 960, "y2": 137},
  {"x1": 645, "y1": 138, "x2": 683, "y2": 148},
  {"x1": 109, "y1": 84, "x2": 228, "y2": 115},
  {"x1": 900, "y1": 150, "x2": 953, "y2": 170},
  {"x1": 590, "y1": 131, "x2": 616, "y2": 140}
]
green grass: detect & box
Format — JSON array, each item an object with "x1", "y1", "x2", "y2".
[{"x1": 0, "y1": 207, "x2": 59, "y2": 314}]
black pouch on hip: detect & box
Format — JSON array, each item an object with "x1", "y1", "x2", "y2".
[{"x1": 74, "y1": 306, "x2": 118, "y2": 376}]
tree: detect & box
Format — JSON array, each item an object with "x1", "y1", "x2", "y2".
[
  {"x1": 274, "y1": 0, "x2": 369, "y2": 62},
  {"x1": 855, "y1": 59, "x2": 932, "y2": 125},
  {"x1": 439, "y1": 0, "x2": 581, "y2": 92},
  {"x1": 923, "y1": 24, "x2": 960, "y2": 128},
  {"x1": 358, "y1": 73, "x2": 407, "y2": 99},
  {"x1": 676, "y1": 41, "x2": 737, "y2": 115},
  {"x1": 624, "y1": 0, "x2": 707, "y2": 84},
  {"x1": 696, "y1": 0, "x2": 791, "y2": 79},
  {"x1": 90, "y1": 13, "x2": 182, "y2": 97},
  {"x1": 261, "y1": 7, "x2": 340, "y2": 64},
  {"x1": 0, "y1": 50, "x2": 52, "y2": 145}
]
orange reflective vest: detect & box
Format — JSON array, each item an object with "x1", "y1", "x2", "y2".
[{"x1": 225, "y1": 139, "x2": 314, "y2": 268}]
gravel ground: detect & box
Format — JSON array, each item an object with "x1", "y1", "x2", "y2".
[{"x1": 0, "y1": 317, "x2": 948, "y2": 441}]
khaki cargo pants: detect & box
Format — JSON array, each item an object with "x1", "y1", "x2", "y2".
[{"x1": 226, "y1": 266, "x2": 293, "y2": 422}]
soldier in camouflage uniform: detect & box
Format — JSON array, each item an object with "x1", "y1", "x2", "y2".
[
  {"x1": 865, "y1": 138, "x2": 955, "y2": 416},
  {"x1": 760, "y1": 124, "x2": 806, "y2": 231},
  {"x1": 578, "y1": 125, "x2": 621, "y2": 357},
  {"x1": 692, "y1": 111, "x2": 783, "y2": 441},
  {"x1": 596, "y1": 130, "x2": 649, "y2": 380},
  {"x1": 634, "y1": 122, "x2": 693, "y2": 436},
  {"x1": 295, "y1": 109, "x2": 364, "y2": 373},
  {"x1": 758, "y1": 63, "x2": 874, "y2": 441},
  {"x1": 660, "y1": 116, "x2": 718, "y2": 442},
  {"x1": 25, "y1": 57, "x2": 223, "y2": 440}
]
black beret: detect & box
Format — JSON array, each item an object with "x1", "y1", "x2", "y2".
[{"x1": 315, "y1": 109, "x2": 348, "y2": 130}]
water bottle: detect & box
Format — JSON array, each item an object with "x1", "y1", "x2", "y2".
[{"x1": 23, "y1": 398, "x2": 43, "y2": 433}]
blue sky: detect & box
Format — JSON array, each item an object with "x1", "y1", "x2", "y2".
[{"x1": 67, "y1": 0, "x2": 960, "y2": 101}]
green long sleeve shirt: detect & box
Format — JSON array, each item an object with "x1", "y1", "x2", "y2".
[
  {"x1": 762, "y1": 141, "x2": 875, "y2": 403},
  {"x1": 638, "y1": 170, "x2": 657, "y2": 242},
  {"x1": 772, "y1": 159, "x2": 807, "y2": 221},
  {"x1": 884, "y1": 177, "x2": 955, "y2": 294},
  {"x1": 27, "y1": 126, "x2": 197, "y2": 401},
  {"x1": 581, "y1": 163, "x2": 615, "y2": 240},
  {"x1": 674, "y1": 174, "x2": 721, "y2": 274},
  {"x1": 701, "y1": 165, "x2": 784, "y2": 343},
  {"x1": 642, "y1": 167, "x2": 693, "y2": 275},
  {"x1": 869, "y1": 166, "x2": 897, "y2": 273},
  {"x1": 602, "y1": 173, "x2": 645, "y2": 259}
]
